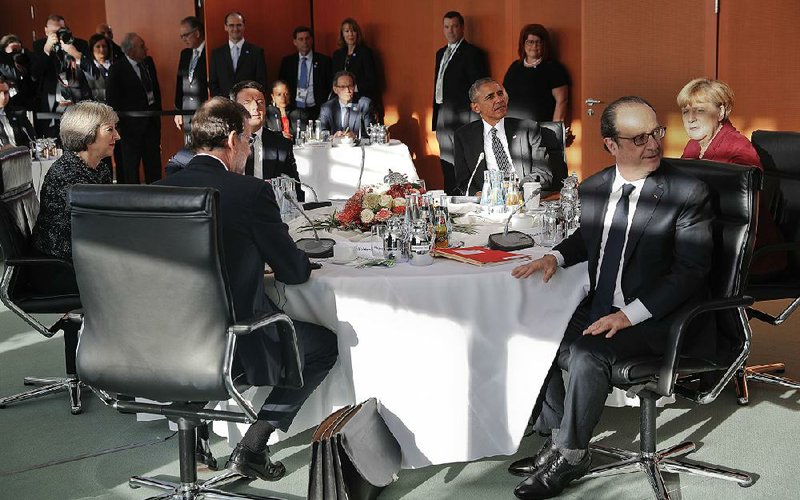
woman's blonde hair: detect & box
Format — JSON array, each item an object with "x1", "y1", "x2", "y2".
[
  {"x1": 59, "y1": 101, "x2": 118, "y2": 152},
  {"x1": 677, "y1": 78, "x2": 735, "y2": 120}
]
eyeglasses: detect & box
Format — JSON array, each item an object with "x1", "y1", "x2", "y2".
[
  {"x1": 616, "y1": 126, "x2": 666, "y2": 146},
  {"x1": 335, "y1": 84, "x2": 355, "y2": 91},
  {"x1": 179, "y1": 29, "x2": 197, "y2": 40},
  {"x1": 524, "y1": 39, "x2": 543, "y2": 46}
]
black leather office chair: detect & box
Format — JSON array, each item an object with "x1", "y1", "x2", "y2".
[
  {"x1": 0, "y1": 145, "x2": 83, "y2": 414},
  {"x1": 539, "y1": 121, "x2": 568, "y2": 192},
  {"x1": 735, "y1": 130, "x2": 800, "y2": 404},
  {"x1": 575, "y1": 159, "x2": 759, "y2": 499},
  {"x1": 70, "y1": 184, "x2": 301, "y2": 500}
]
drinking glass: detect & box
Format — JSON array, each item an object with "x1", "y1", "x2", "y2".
[
  {"x1": 371, "y1": 224, "x2": 388, "y2": 258},
  {"x1": 416, "y1": 179, "x2": 426, "y2": 193},
  {"x1": 536, "y1": 201, "x2": 566, "y2": 247}
]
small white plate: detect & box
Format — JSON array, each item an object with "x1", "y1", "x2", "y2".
[{"x1": 330, "y1": 256, "x2": 357, "y2": 265}]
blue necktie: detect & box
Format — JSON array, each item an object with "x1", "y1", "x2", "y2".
[
  {"x1": 589, "y1": 183, "x2": 635, "y2": 323},
  {"x1": 297, "y1": 56, "x2": 308, "y2": 108}
]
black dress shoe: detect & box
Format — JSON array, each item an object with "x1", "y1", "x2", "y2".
[
  {"x1": 196, "y1": 437, "x2": 218, "y2": 470},
  {"x1": 508, "y1": 437, "x2": 555, "y2": 477},
  {"x1": 513, "y1": 450, "x2": 590, "y2": 499},
  {"x1": 225, "y1": 443, "x2": 286, "y2": 481}
]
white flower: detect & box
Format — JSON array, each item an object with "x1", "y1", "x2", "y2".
[
  {"x1": 393, "y1": 197, "x2": 406, "y2": 207},
  {"x1": 379, "y1": 194, "x2": 393, "y2": 208},
  {"x1": 363, "y1": 193, "x2": 381, "y2": 210},
  {"x1": 360, "y1": 209, "x2": 375, "y2": 223}
]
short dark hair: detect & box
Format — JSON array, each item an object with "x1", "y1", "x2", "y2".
[
  {"x1": 224, "y1": 11, "x2": 244, "y2": 25},
  {"x1": 229, "y1": 80, "x2": 266, "y2": 101},
  {"x1": 87, "y1": 33, "x2": 108, "y2": 54},
  {"x1": 46, "y1": 14, "x2": 65, "y2": 24},
  {"x1": 293, "y1": 26, "x2": 313, "y2": 39},
  {"x1": 332, "y1": 70, "x2": 356, "y2": 87},
  {"x1": 0, "y1": 75, "x2": 8, "y2": 86},
  {"x1": 181, "y1": 16, "x2": 204, "y2": 36},
  {"x1": 190, "y1": 97, "x2": 249, "y2": 150},
  {"x1": 468, "y1": 77, "x2": 497, "y2": 103},
  {"x1": 600, "y1": 96, "x2": 656, "y2": 151},
  {"x1": 443, "y1": 11, "x2": 464, "y2": 26},
  {"x1": 271, "y1": 79, "x2": 289, "y2": 92},
  {"x1": 517, "y1": 24, "x2": 552, "y2": 62}
]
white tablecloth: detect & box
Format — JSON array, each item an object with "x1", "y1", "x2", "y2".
[
  {"x1": 294, "y1": 140, "x2": 418, "y2": 200},
  {"x1": 214, "y1": 212, "x2": 592, "y2": 468}
]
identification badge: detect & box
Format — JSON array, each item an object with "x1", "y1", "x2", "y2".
[{"x1": 296, "y1": 87, "x2": 309, "y2": 101}]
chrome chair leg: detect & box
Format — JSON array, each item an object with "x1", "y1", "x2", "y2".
[
  {"x1": 590, "y1": 443, "x2": 636, "y2": 461},
  {"x1": 643, "y1": 459, "x2": 670, "y2": 500},
  {"x1": 736, "y1": 361, "x2": 800, "y2": 406},
  {"x1": 661, "y1": 458, "x2": 753, "y2": 486},
  {"x1": 0, "y1": 374, "x2": 84, "y2": 413},
  {"x1": 129, "y1": 475, "x2": 176, "y2": 491}
]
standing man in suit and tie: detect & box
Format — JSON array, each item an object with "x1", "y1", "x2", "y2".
[
  {"x1": 208, "y1": 12, "x2": 267, "y2": 98},
  {"x1": 230, "y1": 80, "x2": 304, "y2": 201},
  {"x1": 174, "y1": 16, "x2": 208, "y2": 143},
  {"x1": 318, "y1": 71, "x2": 375, "y2": 139},
  {"x1": 278, "y1": 26, "x2": 332, "y2": 121},
  {"x1": 454, "y1": 78, "x2": 558, "y2": 195},
  {"x1": 508, "y1": 96, "x2": 713, "y2": 499},
  {"x1": 433, "y1": 11, "x2": 489, "y2": 194},
  {"x1": 0, "y1": 76, "x2": 35, "y2": 149},
  {"x1": 157, "y1": 97, "x2": 338, "y2": 481},
  {"x1": 106, "y1": 33, "x2": 162, "y2": 184}
]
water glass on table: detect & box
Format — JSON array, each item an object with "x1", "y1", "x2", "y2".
[{"x1": 371, "y1": 224, "x2": 388, "y2": 258}]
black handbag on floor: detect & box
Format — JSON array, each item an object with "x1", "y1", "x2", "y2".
[{"x1": 308, "y1": 398, "x2": 401, "y2": 500}]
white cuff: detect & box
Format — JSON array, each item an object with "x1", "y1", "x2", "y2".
[
  {"x1": 620, "y1": 299, "x2": 652, "y2": 326},
  {"x1": 549, "y1": 251, "x2": 565, "y2": 267}
]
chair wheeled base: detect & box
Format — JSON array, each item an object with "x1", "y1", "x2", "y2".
[
  {"x1": 0, "y1": 374, "x2": 84, "y2": 414},
  {"x1": 581, "y1": 393, "x2": 752, "y2": 500},
  {"x1": 734, "y1": 362, "x2": 800, "y2": 405}
]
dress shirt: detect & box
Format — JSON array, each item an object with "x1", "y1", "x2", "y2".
[
  {"x1": 339, "y1": 102, "x2": 352, "y2": 129},
  {"x1": 229, "y1": 39, "x2": 244, "y2": 70},
  {"x1": 0, "y1": 110, "x2": 17, "y2": 147},
  {"x1": 94, "y1": 59, "x2": 111, "y2": 77},
  {"x1": 551, "y1": 166, "x2": 652, "y2": 325},
  {"x1": 252, "y1": 127, "x2": 264, "y2": 179},
  {"x1": 296, "y1": 52, "x2": 316, "y2": 107},
  {"x1": 189, "y1": 41, "x2": 205, "y2": 78},
  {"x1": 435, "y1": 38, "x2": 463, "y2": 104},
  {"x1": 482, "y1": 118, "x2": 513, "y2": 173},
  {"x1": 126, "y1": 55, "x2": 155, "y2": 105}
]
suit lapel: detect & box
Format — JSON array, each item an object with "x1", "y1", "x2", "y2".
[
  {"x1": 504, "y1": 120, "x2": 520, "y2": 168},
  {"x1": 586, "y1": 169, "x2": 614, "y2": 258},
  {"x1": 623, "y1": 169, "x2": 665, "y2": 267}
]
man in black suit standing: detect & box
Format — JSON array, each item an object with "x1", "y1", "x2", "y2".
[
  {"x1": 106, "y1": 33, "x2": 162, "y2": 184},
  {"x1": 278, "y1": 26, "x2": 332, "y2": 121},
  {"x1": 318, "y1": 71, "x2": 374, "y2": 138},
  {"x1": 157, "y1": 97, "x2": 338, "y2": 482},
  {"x1": 433, "y1": 11, "x2": 488, "y2": 194},
  {"x1": 208, "y1": 12, "x2": 267, "y2": 98},
  {"x1": 454, "y1": 78, "x2": 556, "y2": 195},
  {"x1": 230, "y1": 80, "x2": 304, "y2": 200},
  {"x1": 508, "y1": 96, "x2": 713, "y2": 499},
  {"x1": 0, "y1": 76, "x2": 36, "y2": 148},
  {"x1": 30, "y1": 14, "x2": 91, "y2": 138},
  {"x1": 173, "y1": 16, "x2": 208, "y2": 143}
]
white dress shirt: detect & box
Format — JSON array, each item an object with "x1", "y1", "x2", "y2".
[
  {"x1": 252, "y1": 127, "x2": 264, "y2": 179},
  {"x1": 482, "y1": 118, "x2": 514, "y2": 172},
  {"x1": 551, "y1": 166, "x2": 653, "y2": 325}
]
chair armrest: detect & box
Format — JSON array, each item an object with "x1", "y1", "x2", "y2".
[
  {"x1": 6, "y1": 256, "x2": 75, "y2": 271},
  {"x1": 652, "y1": 295, "x2": 754, "y2": 396},
  {"x1": 229, "y1": 311, "x2": 293, "y2": 336}
]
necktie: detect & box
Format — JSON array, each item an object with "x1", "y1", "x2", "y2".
[
  {"x1": 188, "y1": 49, "x2": 199, "y2": 80},
  {"x1": 138, "y1": 62, "x2": 153, "y2": 93},
  {"x1": 0, "y1": 112, "x2": 10, "y2": 147},
  {"x1": 244, "y1": 133, "x2": 256, "y2": 176},
  {"x1": 490, "y1": 127, "x2": 512, "y2": 176},
  {"x1": 435, "y1": 45, "x2": 452, "y2": 104},
  {"x1": 297, "y1": 56, "x2": 308, "y2": 108},
  {"x1": 589, "y1": 183, "x2": 636, "y2": 322},
  {"x1": 231, "y1": 44, "x2": 240, "y2": 72},
  {"x1": 343, "y1": 106, "x2": 352, "y2": 131}
]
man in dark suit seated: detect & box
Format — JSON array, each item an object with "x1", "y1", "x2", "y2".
[
  {"x1": 106, "y1": 32, "x2": 162, "y2": 184},
  {"x1": 278, "y1": 26, "x2": 332, "y2": 121},
  {"x1": 318, "y1": 70, "x2": 375, "y2": 139},
  {"x1": 0, "y1": 76, "x2": 36, "y2": 148},
  {"x1": 157, "y1": 97, "x2": 338, "y2": 482},
  {"x1": 231, "y1": 80, "x2": 304, "y2": 200},
  {"x1": 508, "y1": 96, "x2": 713, "y2": 499},
  {"x1": 208, "y1": 11, "x2": 267, "y2": 98},
  {"x1": 453, "y1": 77, "x2": 554, "y2": 195}
]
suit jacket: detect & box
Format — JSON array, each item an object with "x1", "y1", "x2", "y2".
[
  {"x1": 318, "y1": 97, "x2": 375, "y2": 137},
  {"x1": 2, "y1": 105, "x2": 36, "y2": 146},
  {"x1": 80, "y1": 59, "x2": 109, "y2": 102},
  {"x1": 156, "y1": 154, "x2": 311, "y2": 386},
  {"x1": 175, "y1": 46, "x2": 208, "y2": 111},
  {"x1": 265, "y1": 104, "x2": 308, "y2": 139},
  {"x1": 208, "y1": 41, "x2": 267, "y2": 97},
  {"x1": 554, "y1": 162, "x2": 714, "y2": 354},
  {"x1": 255, "y1": 129, "x2": 305, "y2": 201},
  {"x1": 30, "y1": 38, "x2": 91, "y2": 130},
  {"x1": 106, "y1": 56, "x2": 161, "y2": 134},
  {"x1": 453, "y1": 117, "x2": 552, "y2": 194},
  {"x1": 432, "y1": 40, "x2": 488, "y2": 131},
  {"x1": 331, "y1": 44, "x2": 378, "y2": 101},
  {"x1": 278, "y1": 51, "x2": 332, "y2": 109}
]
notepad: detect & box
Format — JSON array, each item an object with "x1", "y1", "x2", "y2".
[{"x1": 434, "y1": 246, "x2": 531, "y2": 266}]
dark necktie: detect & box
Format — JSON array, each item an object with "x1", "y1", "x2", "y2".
[
  {"x1": 589, "y1": 183, "x2": 635, "y2": 323},
  {"x1": 244, "y1": 134, "x2": 256, "y2": 176},
  {"x1": 138, "y1": 62, "x2": 153, "y2": 94},
  {"x1": 343, "y1": 105, "x2": 352, "y2": 131},
  {"x1": 490, "y1": 127, "x2": 512, "y2": 176}
]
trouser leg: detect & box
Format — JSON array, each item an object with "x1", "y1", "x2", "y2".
[
  {"x1": 436, "y1": 128, "x2": 456, "y2": 194},
  {"x1": 117, "y1": 132, "x2": 143, "y2": 184},
  {"x1": 142, "y1": 118, "x2": 162, "y2": 184},
  {"x1": 257, "y1": 320, "x2": 338, "y2": 432}
]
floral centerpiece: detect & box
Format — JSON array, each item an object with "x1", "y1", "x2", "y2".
[{"x1": 332, "y1": 181, "x2": 424, "y2": 232}]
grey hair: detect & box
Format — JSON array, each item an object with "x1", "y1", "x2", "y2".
[
  {"x1": 59, "y1": 101, "x2": 119, "y2": 152},
  {"x1": 120, "y1": 32, "x2": 140, "y2": 55},
  {"x1": 468, "y1": 77, "x2": 498, "y2": 103}
]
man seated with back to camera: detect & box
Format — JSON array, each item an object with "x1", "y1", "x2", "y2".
[
  {"x1": 157, "y1": 97, "x2": 338, "y2": 481},
  {"x1": 508, "y1": 96, "x2": 713, "y2": 499},
  {"x1": 318, "y1": 70, "x2": 375, "y2": 139}
]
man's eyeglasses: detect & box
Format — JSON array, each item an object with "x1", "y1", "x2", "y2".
[
  {"x1": 179, "y1": 29, "x2": 198, "y2": 40},
  {"x1": 335, "y1": 84, "x2": 355, "y2": 91},
  {"x1": 616, "y1": 126, "x2": 666, "y2": 146}
]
